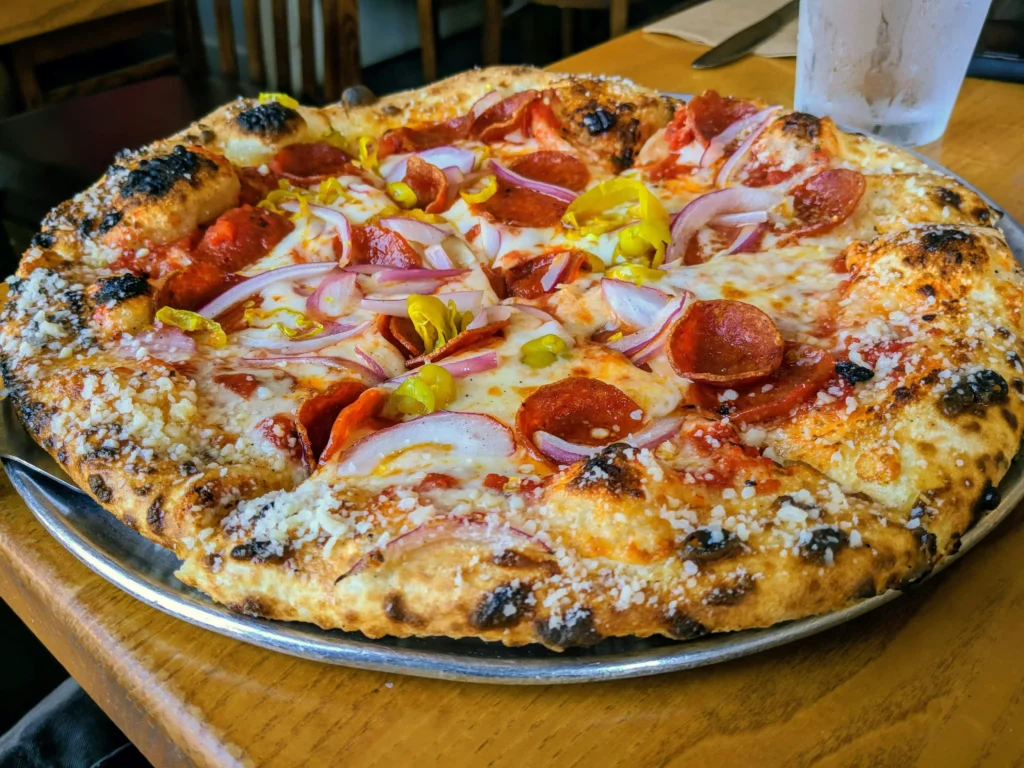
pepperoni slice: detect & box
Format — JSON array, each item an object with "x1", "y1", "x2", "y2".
[
  {"x1": 350, "y1": 224, "x2": 422, "y2": 268},
  {"x1": 526, "y1": 98, "x2": 566, "y2": 149},
  {"x1": 668, "y1": 300, "x2": 784, "y2": 387},
  {"x1": 269, "y1": 142, "x2": 359, "y2": 184},
  {"x1": 214, "y1": 372, "x2": 261, "y2": 398},
  {"x1": 319, "y1": 387, "x2": 390, "y2": 465},
  {"x1": 154, "y1": 262, "x2": 242, "y2": 311},
  {"x1": 473, "y1": 90, "x2": 539, "y2": 142},
  {"x1": 195, "y1": 205, "x2": 294, "y2": 273},
  {"x1": 296, "y1": 381, "x2": 369, "y2": 466},
  {"x1": 787, "y1": 169, "x2": 866, "y2": 239},
  {"x1": 258, "y1": 415, "x2": 305, "y2": 466},
  {"x1": 509, "y1": 151, "x2": 590, "y2": 191},
  {"x1": 378, "y1": 114, "x2": 473, "y2": 159},
  {"x1": 407, "y1": 319, "x2": 510, "y2": 367},
  {"x1": 516, "y1": 377, "x2": 644, "y2": 462},
  {"x1": 402, "y1": 156, "x2": 449, "y2": 214},
  {"x1": 473, "y1": 184, "x2": 569, "y2": 228},
  {"x1": 696, "y1": 346, "x2": 835, "y2": 423},
  {"x1": 378, "y1": 314, "x2": 424, "y2": 358},
  {"x1": 664, "y1": 104, "x2": 695, "y2": 150},
  {"x1": 505, "y1": 249, "x2": 589, "y2": 299},
  {"x1": 687, "y1": 91, "x2": 759, "y2": 145},
  {"x1": 236, "y1": 166, "x2": 281, "y2": 206}
]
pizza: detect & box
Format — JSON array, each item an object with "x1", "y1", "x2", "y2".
[{"x1": 3, "y1": 66, "x2": 1023, "y2": 649}]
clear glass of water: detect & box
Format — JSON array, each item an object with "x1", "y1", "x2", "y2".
[{"x1": 795, "y1": 0, "x2": 993, "y2": 146}]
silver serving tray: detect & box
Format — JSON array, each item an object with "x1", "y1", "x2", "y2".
[{"x1": 5, "y1": 139, "x2": 1024, "y2": 685}]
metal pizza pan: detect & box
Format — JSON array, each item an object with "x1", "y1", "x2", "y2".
[{"x1": 5, "y1": 117, "x2": 1024, "y2": 684}]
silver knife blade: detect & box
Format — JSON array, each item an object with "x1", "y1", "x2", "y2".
[{"x1": 691, "y1": 0, "x2": 799, "y2": 70}]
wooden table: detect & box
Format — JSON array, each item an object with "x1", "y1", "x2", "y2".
[{"x1": 3, "y1": 31, "x2": 1024, "y2": 768}]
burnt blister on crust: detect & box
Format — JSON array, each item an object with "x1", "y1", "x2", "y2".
[
  {"x1": 88, "y1": 474, "x2": 113, "y2": 503},
  {"x1": 835, "y1": 361, "x2": 874, "y2": 386},
  {"x1": 704, "y1": 574, "x2": 756, "y2": 606},
  {"x1": 30, "y1": 232, "x2": 55, "y2": 249},
  {"x1": 679, "y1": 529, "x2": 741, "y2": 562},
  {"x1": 779, "y1": 112, "x2": 821, "y2": 141},
  {"x1": 799, "y1": 527, "x2": 848, "y2": 564},
  {"x1": 235, "y1": 102, "x2": 301, "y2": 136},
  {"x1": 940, "y1": 369, "x2": 1009, "y2": 417},
  {"x1": 92, "y1": 274, "x2": 151, "y2": 304},
  {"x1": 665, "y1": 613, "x2": 709, "y2": 641},
  {"x1": 112, "y1": 145, "x2": 216, "y2": 201},
  {"x1": 582, "y1": 108, "x2": 617, "y2": 135},
  {"x1": 972, "y1": 481, "x2": 1001, "y2": 524},
  {"x1": 470, "y1": 583, "x2": 530, "y2": 630},
  {"x1": 567, "y1": 443, "x2": 645, "y2": 499},
  {"x1": 534, "y1": 609, "x2": 602, "y2": 648},
  {"x1": 230, "y1": 539, "x2": 282, "y2": 564}
]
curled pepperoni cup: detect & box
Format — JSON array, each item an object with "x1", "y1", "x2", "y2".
[
  {"x1": 789, "y1": 168, "x2": 866, "y2": 239},
  {"x1": 693, "y1": 346, "x2": 836, "y2": 423},
  {"x1": 667, "y1": 300, "x2": 784, "y2": 387},
  {"x1": 515, "y1": 377, "x2": 644, "y2": 462},
  {"x1": 269, "y1": 142, "x2": 357, "y2": 183},
  {"x1": 508, "y1": 151, "x2": 591, "y2": 192}
]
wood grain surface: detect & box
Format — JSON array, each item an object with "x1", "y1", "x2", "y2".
[
  {"x1": 2, "y1": 31, "x2": 1024, "y2": 768},
  {"x1": 0, "y1": 0, "x2": 165, "y2": 46}
]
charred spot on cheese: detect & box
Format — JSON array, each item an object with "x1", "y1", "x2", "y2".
[
  {"x1": 114, "y1": 145, "x2": 215, "y2": 201},
  {"x1": 835, "y1": 360, "x2": 874, "y2": 386},
  {"x1": 799, "y1": 527, "x2": 848, "y2": 564},
  {"x1": 30, "y1": 231, "x2": 55, "y2": 249},
  {"x1": 934, "y1": 187, "x2": 962, "y2": 210},
  {"x1": 582, "y1": 108, "x2": 617, "y2": 134},
  {"x1": 921, "y1": 227, "x2": 974, "y2": 254},
  {"x1": 780, "y1": 112, "x2": 821, "y2": 141},
  {"x1": 470, "y1": 583, "x2": 530, "y2": 630},
  {"x1": 535, "y1": 611, "x2": 602, "y2": 648},
  {"x1": 679, "y1": 529, "x2": 740, "y2": 562},
  {"x1": 88, "y1": 474, "x2": 113, "y2": 503},
  {"x1": 92, "y1": 274, "x2": 150, "y2": 305},
  {"x1": 235, "y1": 102, "x2": 301, "y2": 137},
  {"x1": 665, "y1": 613, "x2": 709, "y2": 641},
  {"x1": 567, "y1": 443, "x2": 644, "y2": 499},
  {"x1": 230, "y1": 539, "x2": 283, "y2": 563},
  {"x1": 97, "y1": 211, "x2": 123, "y2": 234},
  {"x1": 940, "y1": 369, "x2": 1008, "y2": 417}
]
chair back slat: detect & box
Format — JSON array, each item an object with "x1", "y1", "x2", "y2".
[
  {"x1": 271, "y1": 0, "x2": 291, "y2": 91},
  {"x1": 322, "y1": 0, "x2": 341, "y2": 102},
  {"x1": 213, "y1": 0, "x2": 238, "y2": 78},
  {"x1": 297, "y1": 0, "x2": 317, "y2": 100},
  {"x1": 241, "y1": 0, "x2": 266, "y2": 85}
]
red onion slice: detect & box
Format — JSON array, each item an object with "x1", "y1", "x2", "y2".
[
  {"x1": 532, "y1": 416, "x2": 683, "y2": 464},
  {"x1": 700, "y1": 107, "x2": 781, "y2": 169},
  {"x1": 716, "y1": 107, "x2": 781, "y2": 187},
  {"x1": 340, "y1": 517, "x2": 549, "y2": 578},
  {"x1": 384, "y1": 146, "x2": 476, "y2": 182},
  {"x1": 601, "y1": 278, "x2": 670, "y2": 329},
  {"x1": 306, "y1": 269, "x2": 361, "y2": 322},
  {"x1": 539, "y1": 251, "x2": 571, "y2": 293},
  {"x1": 665, "y1": 187, "x2": 782, "y2": 263},
  {"x1": 197, "y1": 262, "x2": 337, "y2": 320},
  {"x1": 607, "y1": 292, "x2": 690, "y2": 357},
  {"x1": 126, "y1": 327, "x2": 197, "y2": 362},
  {"x1": 712, "y1": 211, "x2": 768, "y2": 227},
  {"x1": 443, "y1": 166, "x2": 465, "y2": 190},
  {"x1": 354, "y1": 346, "x2": 388, "y2": 380},
  {"x1": 363, "y1": 279, "x2": 447, "y2": 296},
  {"x1": 489, "y1": 160, "x2": 577, "y2": 204},
  {"x1": 238, "y1": 355, "x2": 382, "y2": 382},
  {"x1": 477, "y1": 220, "x2": 502, "y2": 260},
  {"x1": 235, "y1": 320, "x2": 371, "y2": 352},
  {"x1": 424, "y1": 244, "x2": 455, "y2": 270},
  {"x1": 335, "y1": 411, "x2": 515, "y2": 475},
  {"x1": 345, "y1": 264, "x2": 387, "y2": 275},
  {"x1": 725, "y1": 223, "x2": 767, "y2": 255},
  {"x1": 470, "y1": 90, "x2": 504, "y2": 118},
  {"x1": 359, "y1": 290, "x2": 484, "y2": 317},
  {"x1": 388, "y1": 350, "x2": 499, "y2": 383},
  {"x1": 375, "y1": 268, "x2": 469, "y2": 283},
  {"x1": 510, "y1": 303, "x2": 556, "y2": 322},
  {"x1": 465, "y1": 305, "x2": 513, "y2": 330},
  {"x1": 379, "y1": 217, "x2": 446, "y2": 246}
]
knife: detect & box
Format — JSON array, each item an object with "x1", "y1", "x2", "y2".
[{"x1": 691, "y1": 0, "x2": 799, "y2": 70}]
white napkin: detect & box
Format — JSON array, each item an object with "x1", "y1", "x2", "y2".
[{"x1": 643, "y1": 0, "x2": 798, "y2": 59}]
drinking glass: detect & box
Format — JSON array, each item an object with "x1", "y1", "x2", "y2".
[{"x1": 795, "y1": 0, "x2": 993, "y2": 146}]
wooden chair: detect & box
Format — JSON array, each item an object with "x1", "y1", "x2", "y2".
[{"x1": 210, "y1": 0, "x2": 362, "y2": 102}]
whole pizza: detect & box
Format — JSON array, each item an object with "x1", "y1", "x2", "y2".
[{"x1": 4, "y1": 66, "x2": 1022, "y2": 649}]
